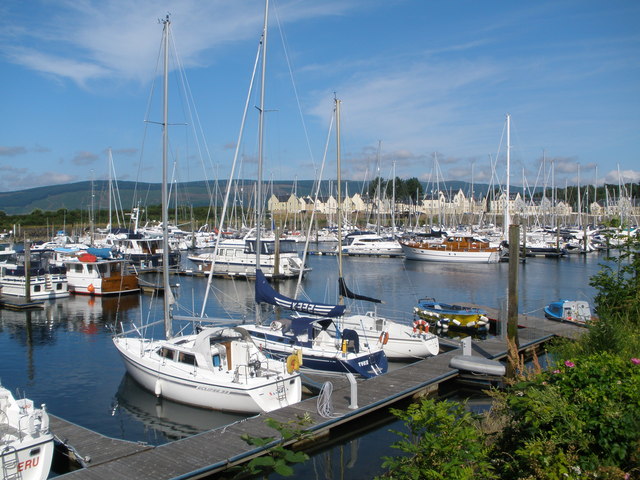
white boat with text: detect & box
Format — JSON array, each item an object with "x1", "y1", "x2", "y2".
[{"x1": 0, "y1": 384, "x2": 54, "y2": 480}]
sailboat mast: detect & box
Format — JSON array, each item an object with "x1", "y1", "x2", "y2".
[
  {"x1": 504, "y1": 113, "x2": 511, "y2": 235},
  {"x1": 255, "y1": 0, "x2": 269, "y2": 324},
  {"x1": 335, "y1": 97, "x2": 345, "y2": 304},
  {"x1": 392, "y1": 160, "x2": 397, "y2": 234},
  {"x1": 108, "y1": 149, "x2": 113, "y2": 230},
  {"x1": 161, "y1": 15, "x2": 172, "y2": 339},
  {"x1": 376, "y1": 142, "x2": 381, "y2": 235}
]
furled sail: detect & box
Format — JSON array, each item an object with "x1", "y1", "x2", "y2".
[
  {"x1": 255, "y1": 269, "x2": 346, "y2": 317},
  {"x1": 338, "y1": 277, "x2": 382, "y2": 304}
]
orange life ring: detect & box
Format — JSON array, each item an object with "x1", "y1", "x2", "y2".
[
  {"x1": 413, "y1": 319, "x2": 428, "y2": 333},
  {"x1": 378, "y1": 331, "x2": 390, "y2": 345}
]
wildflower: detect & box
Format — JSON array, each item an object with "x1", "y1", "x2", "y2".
[
  {"x1": 553, "y1": 369, "x2": 561, "y2": 374},
  {"x1": 564, "y1": 360, "x2": 575, "y2": 368},
  {"x1": 631, "y1": 358, "x2": 640, "y2": 365}
]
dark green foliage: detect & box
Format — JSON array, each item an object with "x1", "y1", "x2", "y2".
[
  {"x1": 492, "y1": 353, "x2": 640, "y2": 479},
  {"x1": 231, "y1": 414, "x2": 311, "y2": 479},
  {"x1": 589, "y1": 237, "x2": 640, "y2": 320},
  {"x1": 378, "y1": 398, "x2": 497, "y2": 480}
]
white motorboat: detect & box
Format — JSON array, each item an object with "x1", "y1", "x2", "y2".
[
  {"x1": 0, "y1": 384, "x2": 54, "y2": 480},
  {"x1": 61, "y1": 251, "x2": 139, "y2": 296},
  {"x1": 339, "y1": 232, "x2": 403, "y2": 257},
  {"x1": 187, "y1": 233, "x2": 309, "y2": 279},
  {"x1": 0, "y1": 263, "x2": 69, "y2": 299}
]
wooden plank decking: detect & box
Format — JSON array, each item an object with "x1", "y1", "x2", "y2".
[{"x1": 54, "y1": 310, "x2": 584, "y2": 480}]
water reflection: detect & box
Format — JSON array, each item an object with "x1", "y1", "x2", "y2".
[
  {"x1": 113, "y1": 374, "x2": 247, "y2": 444},
  {"x1": 0, "y1": 251, "x2": 605, "y2": 451}
]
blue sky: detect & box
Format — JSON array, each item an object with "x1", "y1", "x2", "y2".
[{"x1": 1, "y1": 0, "x2": 638, "y2": 194}]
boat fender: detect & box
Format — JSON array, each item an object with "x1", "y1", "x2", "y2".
[
  {"x1": 451, "y1": 319, "x2": 461, "y2": 326},
  {"x1": 478, "y1": 315, "x2": 489, "y2": 325},
  {"x1": 87, "y1": 283, "x2": 95, "y2": 294},
  {"x1": 154, "y1": 380, "x2": 162, "y2": 397},
  {"x1": 286, "y1": 354, "x2": 301, "y2": 374},
  {"x1": 467, "y1": 320, "x2": 477, "y2": 328},
  {"x1": 378, "y1": 331, "x2": 390, "y2": 345},
  {"x1": 295, "y1": 348, "x2": 303, "y2": 366},
  {"x1": 270, "y1": 320, "x2": 282, "y2": 331}
]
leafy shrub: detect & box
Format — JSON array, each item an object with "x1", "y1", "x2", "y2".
[
  {"x1": 378, "y1": 397, "x2": 497, "y2": 480},
  {"x1": 492, "y1": 353, "x2": 640, "y2": 479}
]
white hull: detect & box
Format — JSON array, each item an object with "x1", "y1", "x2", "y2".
[
  {"x1": 336, "y1": 313, "x2": 439, "y2": 360},
  {"x1": 400, "y1": 244, "x2": 500, "y2": 263},
  {"x1": 112, "y1": 329, "x2": 301, "y2": 414},
  {"x1": 187, "y1": 240, "x2": 307, "y2": 279},
  {"x1": 340, "y1": 234, "x2": 403, "y2": 257},
  {"x1": 0, "y1": 271, "x2": 69, "y2": 299},
  {"x1": 1, "y1": 386, "x2": 54, "y2": 480}
]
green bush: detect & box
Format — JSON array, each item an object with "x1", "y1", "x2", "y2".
[
  {"x1": 492, "y1": 353, "x2": 640, "y2": 479},
  {"x1": 378, "y1": 397, "x2": 497, "y2": 480}
]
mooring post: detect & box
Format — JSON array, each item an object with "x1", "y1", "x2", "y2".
[
  {"x1": 461, "y1": 336, "x2": 472, "y2": 355},
  {"x1": 507, "y1": 223, "x2": 520, "y2": 379},
  {"x1": 346, "y1": 373, "x2": 358, "y2": 409}
]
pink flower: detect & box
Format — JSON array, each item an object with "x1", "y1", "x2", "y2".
[
  {"x1": 553, "y1": 369, "x2": 561, "y2": 374},
  {"x1": 631, "y1": 358, "x2": 640, "y2": 365},
  {"x1": 564, "y1": 360, "x2": 575, "y2": 368}
]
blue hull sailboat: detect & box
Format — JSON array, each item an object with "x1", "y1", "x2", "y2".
[{"x1": 243, "y1": 270, "x2": 388, "y2": 379}]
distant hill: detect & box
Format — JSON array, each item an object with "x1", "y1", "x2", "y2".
[{"x1": 0, "y1": 179, "x2": 497, "y2": 215}]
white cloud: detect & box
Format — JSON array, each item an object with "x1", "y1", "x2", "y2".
[
  {"x1": 1, "y1": 0, "x2": 360, "y2": 87},
  {"x1": 603, "y1": 169, "x2": 640, "y2": 185}
]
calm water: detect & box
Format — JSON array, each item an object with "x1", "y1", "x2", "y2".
[{"x1": 0, "y1": 248, "x2": 604, "y2": 477}]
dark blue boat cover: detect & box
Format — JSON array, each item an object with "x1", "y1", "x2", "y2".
[{"x1": 255, "y1": 269, "x2": 346, "y2": 317}]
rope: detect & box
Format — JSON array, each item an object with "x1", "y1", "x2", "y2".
[
  {"x1": 317, "y1": 381, "x2": 340, "y2": 418},
  {"x1": 521, "y1": 306, "x2": 545, "y2": 315}
]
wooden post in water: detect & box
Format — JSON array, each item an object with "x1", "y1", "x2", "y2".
[{"x1": 507, "y1": 224, "x2": 520, "y2": 378}]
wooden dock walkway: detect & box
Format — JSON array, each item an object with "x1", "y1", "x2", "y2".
[{"x1": 53, "y1": 311, "x2": 584, "y2": 480}]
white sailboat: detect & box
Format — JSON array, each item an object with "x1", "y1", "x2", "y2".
[
  {"x1": 331, "y1": 98, "x2": 439, "y2": 360},
  {"x1": 250, "y1": 98, "x2": 437, "y2": 362},
  {"x1": 112, "y1": 15, "x2": 301, "y2": 414}
]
